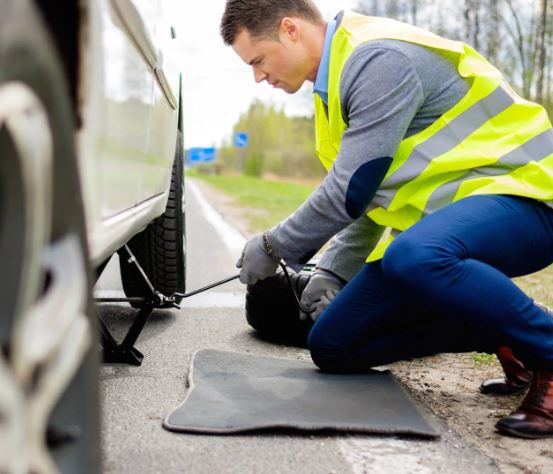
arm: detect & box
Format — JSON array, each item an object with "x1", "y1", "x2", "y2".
[
  {"x1": 317, "y1": 215, "x2": 385, "y2": 282},
  {"x1": 299, "y1": 215, "x2": 384, "y2": 322}
]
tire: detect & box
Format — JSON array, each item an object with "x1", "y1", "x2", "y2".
[
  {"x1": 0, "y1": 1, "x2": 99, "y2": 472},
  {"x1": 245, "y1": 262, "x2": 317, "y2": 347},
  {"x1": 120, "y1": 131, "x2": 186, "y2": 304}
]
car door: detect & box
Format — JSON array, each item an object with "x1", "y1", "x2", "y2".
[
  {"x1": 124, "y1": 0, "x2": 180, "y2": 204},
  {"x1": 97, "y1": 0, "x2": 155, "y2": 218},
  {"x1": 104, "y1": 0, "x2": 179, "y2": 207}
]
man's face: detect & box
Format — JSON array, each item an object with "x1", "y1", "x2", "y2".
[{"x1": 232, "y1": 21, "x2": 310, "y2": 94}]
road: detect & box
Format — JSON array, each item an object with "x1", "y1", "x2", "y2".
[{"x1": 95, "y1": 179, "x2": 500, "y2": 474}]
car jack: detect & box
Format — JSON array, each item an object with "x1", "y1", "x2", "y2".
[
  {"x1": 94, "y1": 245, "x2": 182, "y2": 365},
  {"x1": 95, "y1": 245, "x2": 239, "y2": 365}
]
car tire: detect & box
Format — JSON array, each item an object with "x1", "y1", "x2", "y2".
[
  {"x1": 120, "y1": 131, "x2": 186, "y2": 305},
  {"x1": 245, "y1": 262, "x2": 316, "y2": 347},
  {"x1": 0, "y1": 1, "x2": 99, "y2": 472}
]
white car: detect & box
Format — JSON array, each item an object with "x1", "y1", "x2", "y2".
[{"x1": 0, "y1": 0, "x2": 185, "y2": 471}]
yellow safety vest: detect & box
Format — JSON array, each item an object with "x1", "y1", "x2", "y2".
[{"x1": 315, "y1": 11, "x2": 553, "y2": 262}]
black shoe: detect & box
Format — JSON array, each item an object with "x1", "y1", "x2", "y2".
[{"x1": 480, "y1": 345, "x2": 532, "y2": 395}]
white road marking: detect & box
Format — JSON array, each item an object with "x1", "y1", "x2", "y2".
[
  {"x1": 179, "y1": 291, "x2": 245, "y2": 308},
  {"x1": 94, "y1": 289, "x2": 131, "y2": 302},
  {"x1": 94, "y1": 289, "x2": 244, "y2": 308},
  {"x1": 187, "y1": 179, "x2": 246, "y2": 255}
]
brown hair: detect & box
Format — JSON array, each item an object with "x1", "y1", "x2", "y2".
[{"x1": 220, "y1": 0, "x2": 323, "y2": 45}]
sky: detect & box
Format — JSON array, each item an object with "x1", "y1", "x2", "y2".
[{"x1": 174, "y1": 0, "x2": 357, "y2": 148}]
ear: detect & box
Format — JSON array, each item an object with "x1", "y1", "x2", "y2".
[{"x1": 279, "y1": 17, "x2": 300, "y2": 42}]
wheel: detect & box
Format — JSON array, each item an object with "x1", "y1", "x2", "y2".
[
  {"x1": 245, "y1": 262, "x2": 317, "y2": 347},
  {"x1": 120, "y1": 131, "x2": 186, "y2": 304},
  {"x1": 0, "y1": 1, "x2": 99, "y2": 473}
]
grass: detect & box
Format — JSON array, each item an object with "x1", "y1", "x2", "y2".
[
  {"x1": 188, "y1": 170, "x2": 317, "y2": 231},
  {"x1": 471, "y1": 352, "x2": 497, "y2": 367}
]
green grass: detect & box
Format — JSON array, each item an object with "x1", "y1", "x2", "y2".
[
  {"x1": 471, "y1": 352, "x2": 497, "y2": 367},
  {"x1": 188, "y1": 170, "x2": 317, "y2": 231}
]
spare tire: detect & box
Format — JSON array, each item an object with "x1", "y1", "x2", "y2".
[{"x1": 245, "y1": 262, "x2": 317, "y2": 347}]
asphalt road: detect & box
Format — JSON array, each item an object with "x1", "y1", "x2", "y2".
[{"x1": 94, "y1": 179, "x2": 500, "y2": 474}]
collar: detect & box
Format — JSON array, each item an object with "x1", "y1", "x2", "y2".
[{"x1": 313, "y1": 17, "x2": 337, "y2": 106}]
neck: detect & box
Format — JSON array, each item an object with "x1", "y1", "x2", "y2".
[{"x1": 305, "y1": 21, "x2": 328, "y2": 83}]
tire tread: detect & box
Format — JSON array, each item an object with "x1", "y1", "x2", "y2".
[{"x1": 120, "y1": 132, "x2": 186, "y2": 303}]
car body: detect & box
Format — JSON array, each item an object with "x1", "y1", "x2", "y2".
[
  {"x1": 78, "y1": 0, "x2": 182, "y2": 267},
  {"x1": 0, "y1": 1, "x2": 185, "y2": 472}
]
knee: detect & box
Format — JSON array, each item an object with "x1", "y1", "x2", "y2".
[
  {"x1": 307, "y1": 323, "x2": 349, "y2": 373},
  {"x1": 307, "y1": 325, "x2": 334, "y2": 371},
  {"x1": 381, "y1": 234, "x2": 448, "y2": 285},
  {"x1": 308, "y1": 328, "x2": 386, "y2": 373},
  {"x1": 381, "y1": 235, "x2": 427, "y2": 283},
  {"x1": 308, "y1": 349, "x2": 349, "y2": 373}
]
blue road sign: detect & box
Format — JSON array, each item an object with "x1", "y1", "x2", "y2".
[
  {"x1": 188, "y1": 147, "x2": 216, "y2": 163},
  {"x1": 234, "y1": 132, "x2": 249, "y2": 148}
]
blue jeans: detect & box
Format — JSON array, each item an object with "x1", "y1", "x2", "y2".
[{"x1": 308, "y1": 195, "x2": 553, "y2": 372}]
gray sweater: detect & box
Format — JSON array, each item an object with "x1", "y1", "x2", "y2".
[{"x1": 269, "y1": 38, "x2": 470, "y2": 281}]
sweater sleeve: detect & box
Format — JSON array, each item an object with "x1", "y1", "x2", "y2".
[
  {"x1": 317, "y1": 214, "x2": 385, "y2": 281},
  {"x1": 268, "y1": 45, "x2": 425, "y2": 272}
]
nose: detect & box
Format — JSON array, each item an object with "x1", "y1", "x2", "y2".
[{"x1": 253, "y1": 65, "x2": 267, "y2": 84}]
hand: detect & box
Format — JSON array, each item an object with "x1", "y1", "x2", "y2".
[
  {"x1": 300, "y1": 269, "x2": 344, "y2": 322},
  {"x1": 236, "y1": 233, "x2": 280, "y2": 285}
]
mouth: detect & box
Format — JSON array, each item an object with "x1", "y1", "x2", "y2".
[{"x1": 268, "y1": 80, "x2": 279, "y2": 88}]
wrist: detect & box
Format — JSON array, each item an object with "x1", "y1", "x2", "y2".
[
  {"x1": 315, "y1": 267, "x2": 347, "y2": 285},
  {"x1": 261, "y1": 231, "x2": 280, "y2": 259}
]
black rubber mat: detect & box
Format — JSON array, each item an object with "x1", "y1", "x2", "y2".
[{"x1": 163, "y1": 349, "x2": 439, "y2": 437}]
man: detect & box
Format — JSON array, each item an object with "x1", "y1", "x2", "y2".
[{"x1": 220, "y1": 0, "x2": 553, "y2": 438}]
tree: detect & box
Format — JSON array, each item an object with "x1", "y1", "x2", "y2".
[
  {"x1": 534, "y1": 0, "x2": 550, "y2": 102},
  {"x1": 355, "y1": 0, "x2": 552, "y2": 106},
  {"x1": 464, "y1": 0, "x2": 481, "y2": 50},
  {"x1": 408, "y1": 0, "x2": 420, "y2": 25},
  {"x1": 218, "y1": 100, "x2": 324, "y2": 178},
  {"x1": 485, "y1": 0, "x2": 501, "y2": 64}
]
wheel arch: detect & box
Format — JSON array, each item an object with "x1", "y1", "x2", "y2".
[{"x1": 32, "y1": 0, "x2": 81, "y2": 124}]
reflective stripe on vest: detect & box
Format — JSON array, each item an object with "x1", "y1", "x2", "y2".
[{"x1": 314, "y1": 11, "x2": 553, "y2": 262}]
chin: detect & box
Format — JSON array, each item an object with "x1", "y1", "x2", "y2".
[{"x1": 283, "y1": 83, "x2": 302, "y2": 94}]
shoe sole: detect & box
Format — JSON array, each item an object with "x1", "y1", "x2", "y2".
[
  {"x1": 496, "y1": 424, "x2": 553, "y2": 439},
  {"x1": 479, "y1": 383, "x2": 530, "y2": 396}
]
